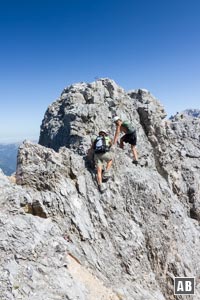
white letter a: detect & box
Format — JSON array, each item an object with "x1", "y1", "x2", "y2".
[{"x1": 177, "y1": 281, "x2": 184, "y2": 291}]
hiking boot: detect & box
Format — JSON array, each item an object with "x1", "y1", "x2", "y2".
[
  {"x1": 102, "y1": 170, "x2": 111, "y2": 182},
  {"x1": 98, "y1": 184, "x2": 106, "y2": 194},
  {"x1": 132, "y1": 160, "x2": 139, "y2": 166}
]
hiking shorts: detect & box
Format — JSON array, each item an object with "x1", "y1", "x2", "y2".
[
  {"x1": 94, "y1": 151, "x2": 113, "y2": 167},
  {"x1": 121, "y1": 131, "x2": 137, "y2": 146}
]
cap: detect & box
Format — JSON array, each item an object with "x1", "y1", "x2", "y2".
[
  {"x1": 99, "y1": 129, "x2": 107, "y2": 135},
  {"x1": 113, "y1": 116, "x2": 120, "y2": 123}
]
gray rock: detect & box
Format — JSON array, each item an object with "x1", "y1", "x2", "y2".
[{"x1": 0, "y1": 78, "x2": 200, "y2": 299}]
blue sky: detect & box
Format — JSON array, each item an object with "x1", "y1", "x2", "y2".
[{"x1": 1, "y1": 0, "x2": 200, "y2": 143}]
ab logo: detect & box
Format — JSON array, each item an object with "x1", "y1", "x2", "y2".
[{"x1": 174, "y1": 277, "x2": 195, "y2": 295}]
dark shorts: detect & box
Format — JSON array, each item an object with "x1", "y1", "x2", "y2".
[{"x1": 121, "y1": 131, "x2": 137, "y2": 146}]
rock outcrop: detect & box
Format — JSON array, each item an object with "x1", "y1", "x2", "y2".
[{"x1": 0, "y1": 78, "x2": 200, "y2": 300}]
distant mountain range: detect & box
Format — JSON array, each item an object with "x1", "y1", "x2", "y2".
[{"x1": 0, "y1": 143, "x2": 20, "y2": 175}]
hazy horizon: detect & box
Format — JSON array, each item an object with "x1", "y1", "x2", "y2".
[{"x1": 0, "y1": 135, "x2": 39, "y2": 144}]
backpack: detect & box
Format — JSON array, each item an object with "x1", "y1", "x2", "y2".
[{"x1": 93, "y1": 136, "x2": 110, "y2": 153}]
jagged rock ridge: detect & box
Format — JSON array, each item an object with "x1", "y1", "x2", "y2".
[
  {"x1": 170, "y1": 108, "x2": 200, "y2": 121},
  {"x1": 0, "y1": 78, "x2": 200, "y2": 300},
  {"x1": 182, "y1": 108, "x2": 200, "y2": 118}
]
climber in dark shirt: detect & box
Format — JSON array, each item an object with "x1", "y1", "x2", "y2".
[{"x1": 113, "y1": 116, "x2": 138, "y2": 165}]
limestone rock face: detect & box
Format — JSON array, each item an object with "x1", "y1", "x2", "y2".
[
  {"x1": 132, "y1": 92, "x2": 200, "y2": 222},
  {"x1": 1, "y1": 79, "x2": 200, "y2": 300}
]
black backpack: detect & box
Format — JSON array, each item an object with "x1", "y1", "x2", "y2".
[{"x1": 93, "y1": 136, "x2": 109, "y2": 153}]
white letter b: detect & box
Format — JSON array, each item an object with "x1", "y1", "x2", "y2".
[{"x1": 185, "y1": 281, "x2": 192, "y2": 291}]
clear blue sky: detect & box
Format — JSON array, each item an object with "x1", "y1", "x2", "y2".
[{"x1": 1, "y1": 0, "x2": 200, "y2": 143}]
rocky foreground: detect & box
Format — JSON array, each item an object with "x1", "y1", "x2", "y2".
[{"x1": 0, "y1": 78, "x2": 200, "y2": 300}]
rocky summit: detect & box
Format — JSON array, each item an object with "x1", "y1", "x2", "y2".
[{"x1": 0, "y1": 78, "x2": 200, "y2": 300}]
